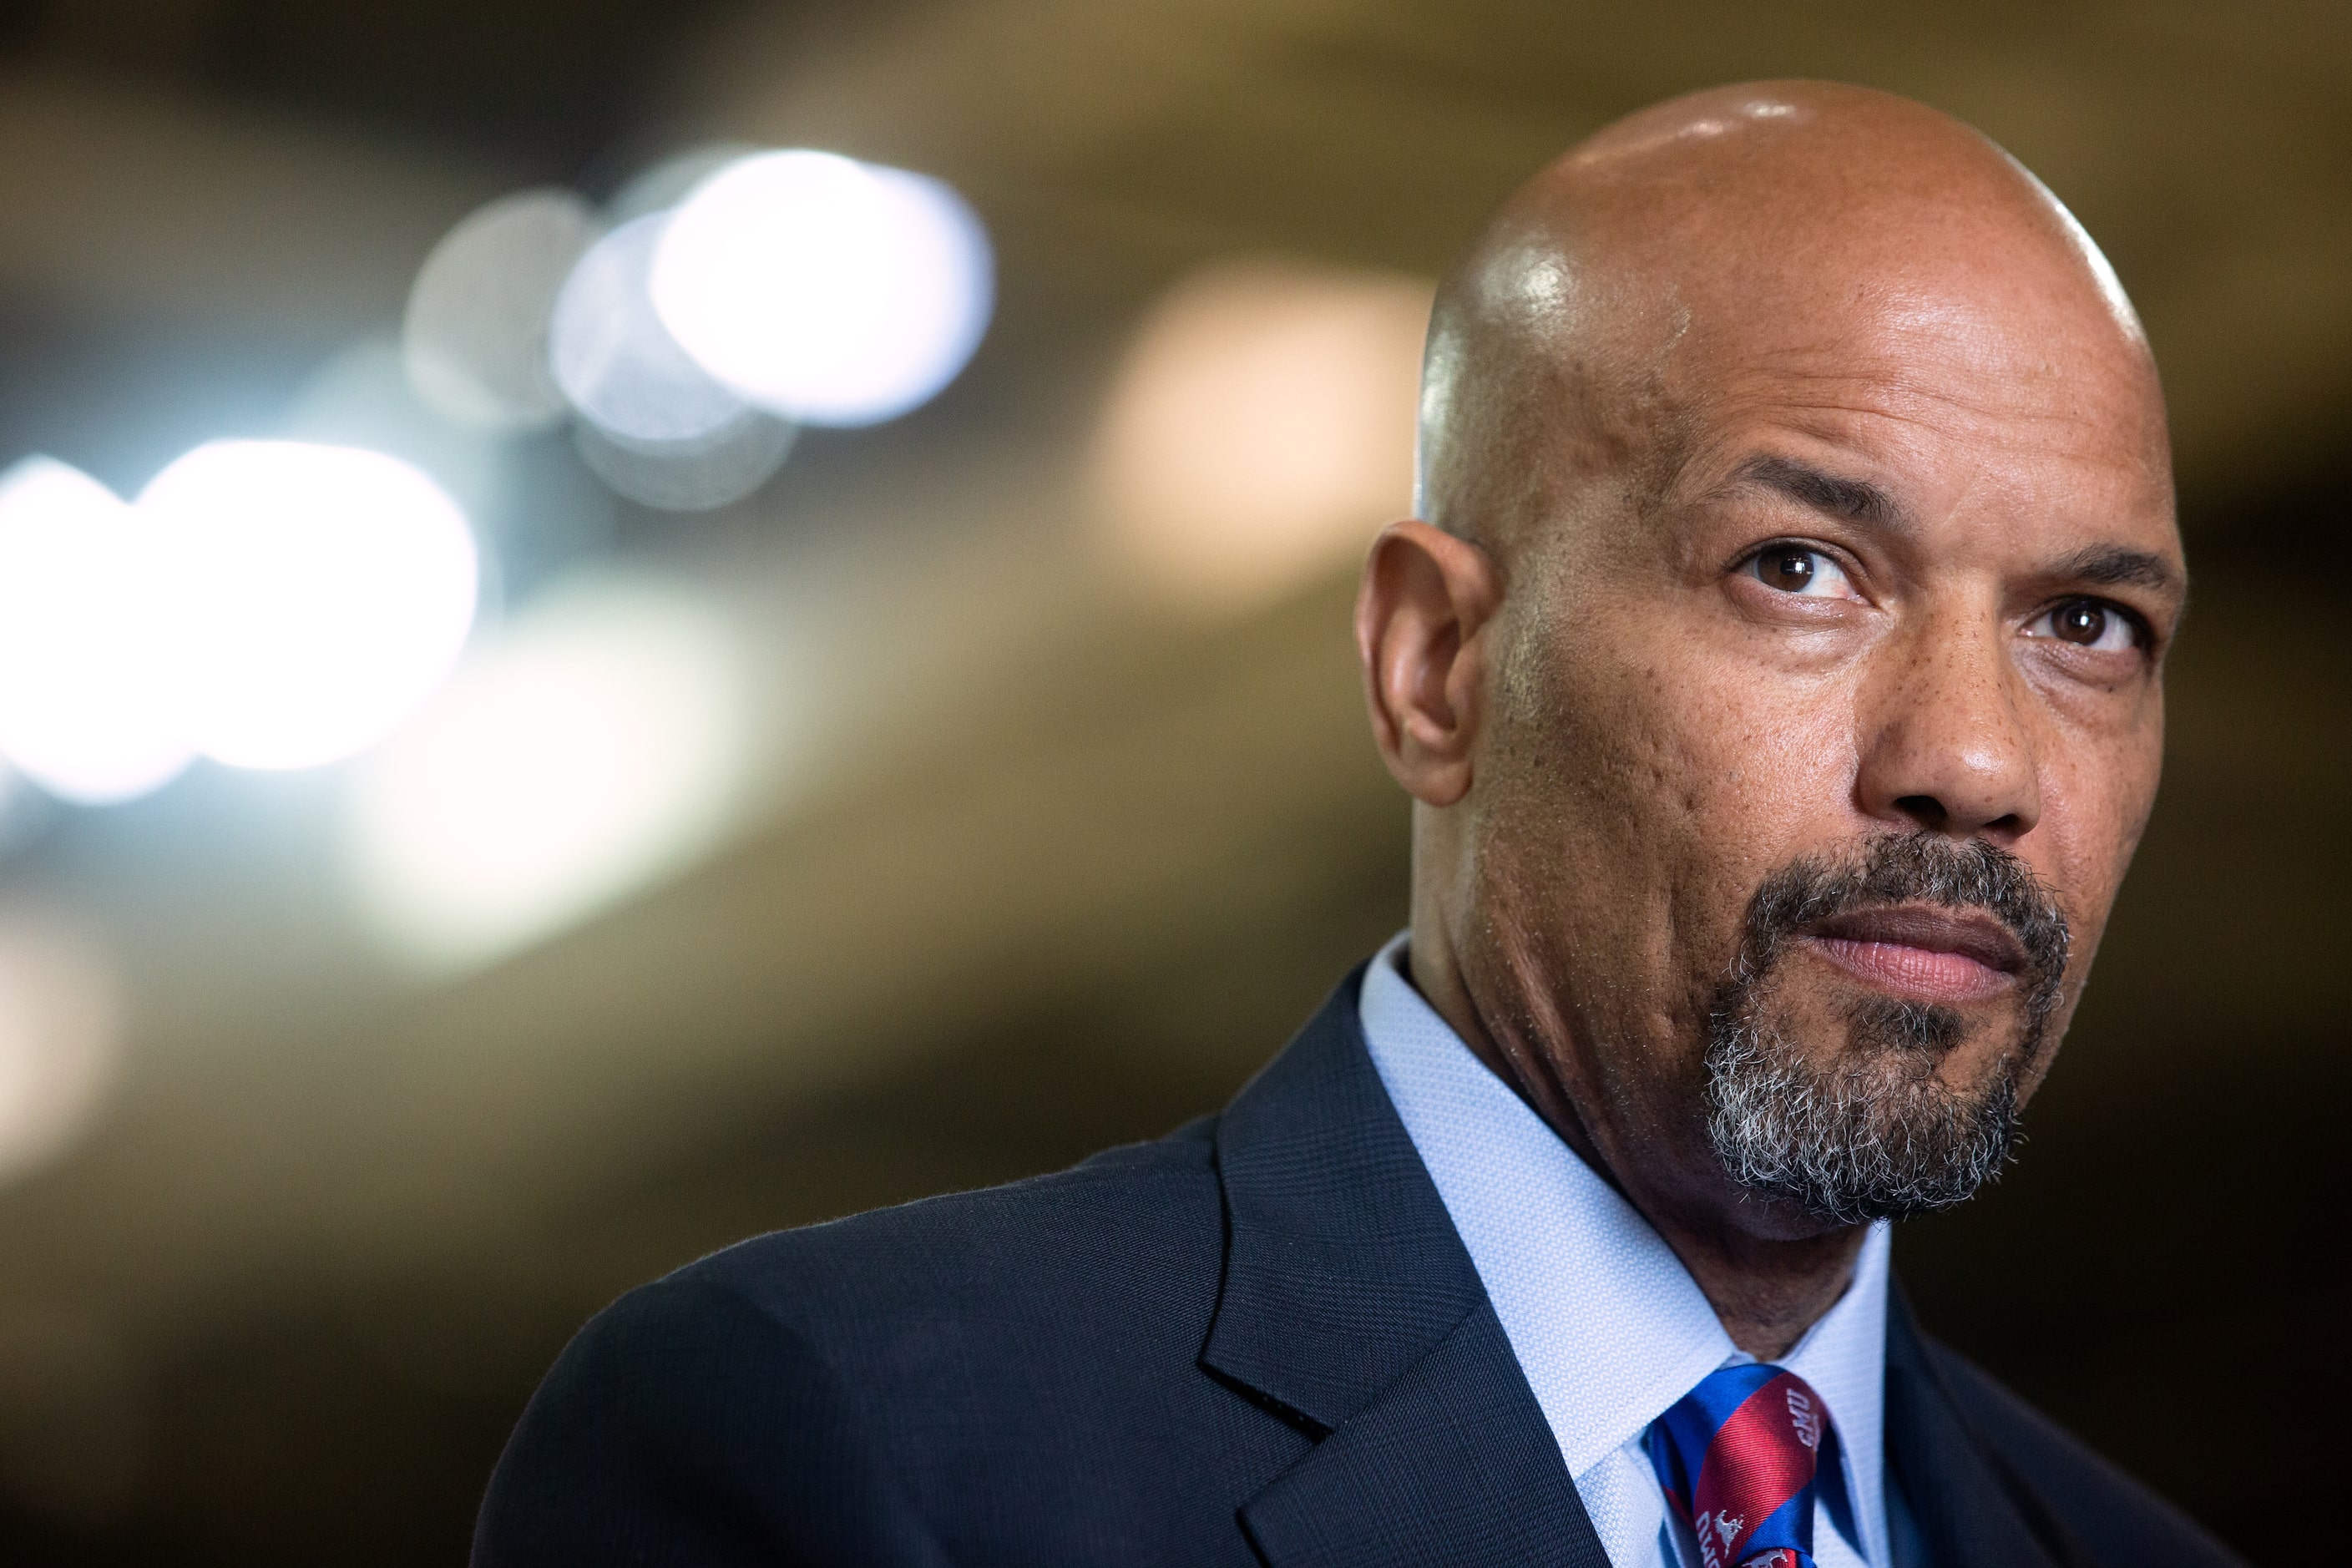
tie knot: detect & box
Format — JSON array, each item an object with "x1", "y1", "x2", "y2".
[{"x1": 1646, "y1": 1364, "x2": 1829, "y2": 1568}]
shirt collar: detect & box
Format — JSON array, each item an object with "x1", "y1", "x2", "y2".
[{"x1": 1357, "y1": 933, "x2": 1889, "y2": 1564}]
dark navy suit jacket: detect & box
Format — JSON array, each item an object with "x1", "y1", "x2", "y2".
[{"x1": 475, "y1": 971, "x2": 2243, "y2": 1567}]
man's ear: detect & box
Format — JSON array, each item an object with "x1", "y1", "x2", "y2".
[{"x1": 1354, "y1": 519, "x2": 1505, "y2": 807}]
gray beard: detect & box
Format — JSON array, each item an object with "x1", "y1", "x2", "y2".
[
  {"x1": 1700, "y1": 834, "x2": 2068, "y2": 1226},
  {"x1": 1704, "y1": 993, "x2": 2026, "y2": 1225}
]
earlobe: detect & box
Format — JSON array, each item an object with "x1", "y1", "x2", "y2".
[{"x1": 1354, "y1": 520, "x2": 1503, "y2": 808}]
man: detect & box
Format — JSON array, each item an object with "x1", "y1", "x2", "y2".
[{"x1": 475, "y1": 83, "x2": 2239, "y2": 1567}]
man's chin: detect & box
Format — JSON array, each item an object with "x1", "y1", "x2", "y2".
[{"x1": 1702, "y1": 1007, "x2": 2029, "y2": 1227}]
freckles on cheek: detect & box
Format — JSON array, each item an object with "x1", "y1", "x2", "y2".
[
  {"x1": 1664, "y1": 671, "x2": 1857, "y2": 852},
  {"x1": 1506, "y1": 610, "x2": 1856, "y2": 895}
]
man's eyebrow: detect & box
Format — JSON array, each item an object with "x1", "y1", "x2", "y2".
[
  {"x1": 1726, "y1": 454, "x2": 1905, "y2": 531},
  {"x1": 2049, "y1": 544, "x2": 2184, "y2": 597}
]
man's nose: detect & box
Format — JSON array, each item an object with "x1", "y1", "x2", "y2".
[{"x1": 1854, "y1": 609, "x2": 2042, "y2": 843}]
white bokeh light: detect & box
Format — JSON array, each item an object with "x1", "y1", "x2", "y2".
[
  {"x1": 0, "y1": 458, "x2": 193, "y2": 804},
  {"x1": 345, "y1": 574, "x2": 745, "y2": 969},
  {"x1": 404, "y1": 188, "x2": 600, "y2": 433},
  {"x1": 139, "y1": 441, "x2": 480, "y2": 771},
  {"x1": 550, "y1": 211, "x2": 751, "y2": 446},
  {"x1": 649, "y1": 150, "x2": 993, "y2": 427}
]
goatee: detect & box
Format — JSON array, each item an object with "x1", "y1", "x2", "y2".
[{"x1": 1703, "y1": 834, "x2": 2071, "y2": 1226}]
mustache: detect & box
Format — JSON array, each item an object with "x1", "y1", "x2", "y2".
[{"x1": 1735, "y1": 832, "x2": 2072, "y2": 995}]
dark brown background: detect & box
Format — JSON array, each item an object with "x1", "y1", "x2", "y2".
[{"x1": 0, "y1": 2, "x2": 2342, "y2": 1563}]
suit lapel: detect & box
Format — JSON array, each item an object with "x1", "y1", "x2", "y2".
[
  {"x1": 1205, "y1": 972, "x2": 1609, "y2": 1568},
  {"x1": 1238, "y1": 1297, "x2": 1611, "y2": 1568},
  {"x1": 1884, "y1": 1291, "x2": 2091, "y2": 1568}
]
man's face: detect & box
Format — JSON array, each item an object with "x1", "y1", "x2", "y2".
[{"x1": 1465, "y1": 264, "x2": 2183, "y2": 1237}]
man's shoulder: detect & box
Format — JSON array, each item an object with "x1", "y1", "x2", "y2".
[
  {"x1": 1914, "y1": 1330, "x2": 2244, "y2": 1567},
  {"x1": 675, "y1": 1114, "x2": 1225, "y2": 1329},
  {"x1": 474, "y1": 1117, "x2": 1282, "y2": 1567}
]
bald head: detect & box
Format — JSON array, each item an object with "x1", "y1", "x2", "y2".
[{"x1": 1417, "y1": 81, "x2": 2167, "y2": 562}]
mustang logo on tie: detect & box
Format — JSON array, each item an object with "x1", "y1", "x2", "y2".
[
  {"x1": 1786, "y1": 1388, "x2": 1822, "y2": 1451},
  {"x1": 1693, "y1": 1509, "x2": 1748, "y2": 1568}
]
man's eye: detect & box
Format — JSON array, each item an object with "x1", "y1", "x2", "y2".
[
  {"x1": 1747, "y1": 545, "x2": 1855, "y2": 599},
  {"x1": 2026, "y1": 599, "x2": 2138, "y2": 653}
]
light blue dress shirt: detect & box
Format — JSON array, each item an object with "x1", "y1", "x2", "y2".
[{"x1": 1357, "y1": 933, "x2": 1892, "y2": 1568}]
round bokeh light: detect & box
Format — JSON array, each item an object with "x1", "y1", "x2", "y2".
[
  {"x1": 139, "y1": 440, "x2": 480, "y2": 771},
  {"x1": 405, "y1": 188, "x2": 600, "y2": 433},
  {"x1": 648, "y1": 150, "x2": 993, "y2": 427},
  {"x1": 549, "y1": 212, "x2": 751, "y2": 447}
]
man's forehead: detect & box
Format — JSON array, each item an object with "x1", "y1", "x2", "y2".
[
  {"x1": 1685, "y1": 349, "x2": 2171, "y2": 484},
  {"x1": 1645, "y1": 271, "x2": 2176, "y2": 510}
]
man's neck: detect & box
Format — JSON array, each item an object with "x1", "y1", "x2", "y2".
[
  {"x1": 1635, "y1": 1201, "x2": 1866, "y2": 1361},
  {"x1": 1404, "y1": 933, "x2": 1866, "y2": 1361}
]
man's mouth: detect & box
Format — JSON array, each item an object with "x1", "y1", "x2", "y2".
[{"x1": 1799, "y1": 904, "x2": 2029, "y2": 1005}]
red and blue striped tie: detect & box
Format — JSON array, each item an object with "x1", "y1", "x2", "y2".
[{"x1": 1644, "y1": 1364, "x2": 1829, "y2": 1568}]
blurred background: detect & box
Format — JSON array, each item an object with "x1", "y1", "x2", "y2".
[{"x1": 0, "y1": 1, "x2": 2338, "y2": 1562}]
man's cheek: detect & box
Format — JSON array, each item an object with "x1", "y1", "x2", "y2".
[{"x1": 1673, "y1": 687, "x2": 1859, "y2": 863}]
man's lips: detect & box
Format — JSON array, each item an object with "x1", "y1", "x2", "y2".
[{"x1": 1798, "y1": 904, "x2": 2029, "y2": 1005}]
